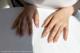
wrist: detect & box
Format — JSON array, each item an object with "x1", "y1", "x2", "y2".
[{"x1": 62, "y1": 6, "x2": 74, "y2": 15}]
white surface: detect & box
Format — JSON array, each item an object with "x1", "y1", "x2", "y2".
[
  {"x1": 32, "y1": 8, "x2": 80, "y2": 53},
  {"x1": 24, "y1": 0, "x2": 78, "y2": 8}
]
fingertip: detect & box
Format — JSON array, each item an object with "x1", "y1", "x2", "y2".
[
  {"x1": 48, "y1": 38, "x2": 53, "y2": 43},
  {"x1": 53, "y1": 40, "x2": 57, "y2": 43},
  {"x1": 41, "y1": 30, "x2": 46, "y2": 38},
  {"x1": 53, "y1": 37, "x2": 58, "y2": 43},
  {"x1": 41, "y1": 22, "x2": 45, "y2": 27},
  {"x1": 41, "y1": 32, "x2": 45, "y2": 38},
  {"x1": 64, "y1": 37, "x2": 67, "y2": 41},
  {"x1": 35, "y1": 24, "x2": 39, "y2": 28},
  {"x1": 35, "y1": 20, "x2": 39, "y2": 28},
  {"x1": 63, "y1": 27, "x2": 68, "y2": 41}
]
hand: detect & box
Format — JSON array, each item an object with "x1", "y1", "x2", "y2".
[
  {"x1": 12, "y1": 4, "x2": 39, "y2": 36},
  {"x1": 42, "y1": 6, "x2": 74, "y2": 43}
]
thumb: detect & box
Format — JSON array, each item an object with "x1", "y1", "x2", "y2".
[{"x1": 33, "y1": 10, "x2": 39, "y2": 27}]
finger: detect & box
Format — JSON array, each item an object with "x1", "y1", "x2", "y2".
[
  {"x1": 42, "y1": 12, "x2": 55, "y2": 27},
  {"x1": 26, "y1": 16, "x2": 33, "y2": 36},
  {"x1": 53, "y1": 25, "x2": 63, "y2": 43},
  {"x1": 23, "y1": 9, "x2": 33, "y2": 35},
  {"x1": 22, "y1": 16, "x2": 29, "y2": 35},
  {"x1": 16, "y1": 17, "x2": 23, "y2": 36},
  {"x1": 33, "y1": 9, "x2": 39, "y2": 27},
  {"x1": 42, "y1": 9, "x2": 60, "y2": 27},
  {"x1": 63, "y1": 26, "x2": 68, "y2": 41},
  {"x1": 42, "y1": 18, "x2": 57, "y2": 37},
  {"x1": 12, "y1": 9, "x2": 25, "y2": 29},
  {"x1": 48, "y1": 23, "x2": 61, "y2": 43},
  {"x1": 16, "y1": 10, "x2": 26, "y2": 36}
]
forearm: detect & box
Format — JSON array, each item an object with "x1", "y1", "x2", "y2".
[
  {"x1": 57, "y1": 0, "x2": 79, "y2": 16},
  {"x1": 60, "y1": 6, "x2": 74, "y2": 16}
]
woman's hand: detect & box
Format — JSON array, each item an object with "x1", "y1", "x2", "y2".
[
  {"x1": 42, "y1": 6, "x2": 74, "y2": 43},
  {"x1": 12, "y1": 4, "x2": 39, "y2": 36}
]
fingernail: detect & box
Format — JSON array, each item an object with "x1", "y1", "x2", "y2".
[
  {"x1": 48, "y1": 38, "x2": 53, "y2": 43},
  {"x1": 41, "y1": 22, "x2": 45, "y2": 27},
  {"x1": 36, "y1": 24, "x2": 39, "y2": 28},
  {"x1": 53, "y1": 41, "x2": 56, "y2": 43},
  {"x1": 35, "y1": 23, "x2": 39, "y2": 28},
  {"x1": 41, "y1": 34, "x2": 44, "y2": 38},
  {"x1": 41, "y1": 33, "x2": 45, "y2": 38},
  {"x1": 53, "y1": 39, "x2": 57, "y2": 43},
  {"x1": 41, "y1": 32, "x2": 46, "y2": 38},
  {"x1": 64, "y1": 38, "x2": 67, "y2": 41}
]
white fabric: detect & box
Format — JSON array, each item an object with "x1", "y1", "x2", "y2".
[
  {"x1": 24, "y1": 0, "x2": 78, "y2": 8},
  {"x1": 32, "y1": 8, "x2": 80, "y2": 53}
]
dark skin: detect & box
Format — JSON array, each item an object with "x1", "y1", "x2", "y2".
[{"x1": 12, "y1": 3, "x2": 39, "y2": 36}]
